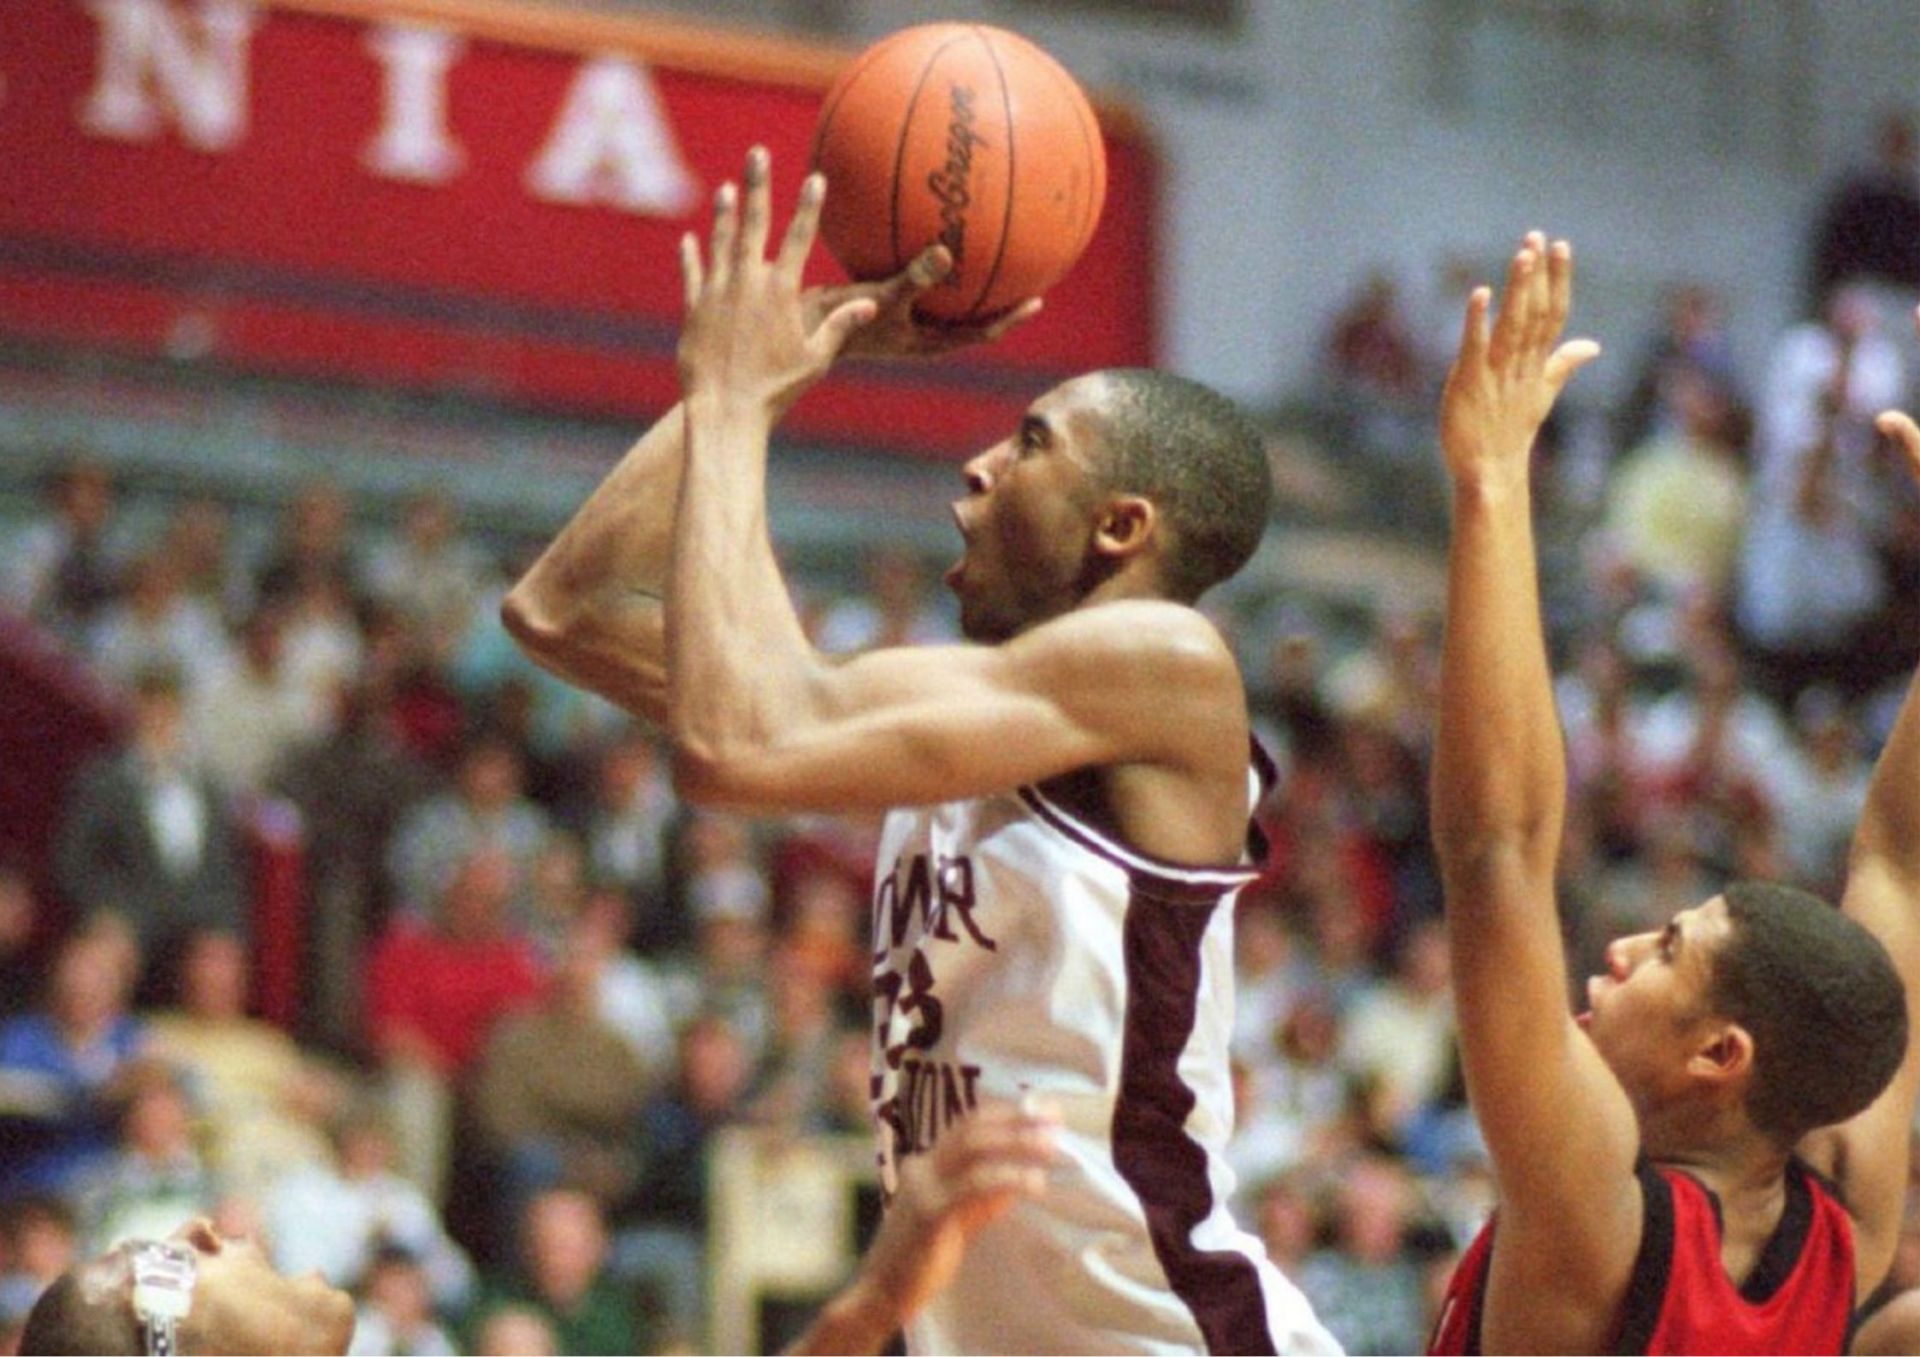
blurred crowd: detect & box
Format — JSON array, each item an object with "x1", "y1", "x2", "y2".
[{"x1": 1, "y1": 112, "x2": 1920, "y2": 1357}]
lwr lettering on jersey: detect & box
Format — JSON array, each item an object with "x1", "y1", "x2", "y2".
[
  {"x1": 871, "y1": 850, "x2": 998, "y2": 1173},
  {"x1": 871, "y1": 851, "x2": 997, "y2": 956}
]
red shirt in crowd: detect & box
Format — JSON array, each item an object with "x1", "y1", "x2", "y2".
[{"x1": 364, "y1": 921, "x2": 547, "y2": 1073}]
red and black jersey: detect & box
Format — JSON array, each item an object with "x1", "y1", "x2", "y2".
[{"x1": 1429, "y1": 1156, "x2": 1856, "y2": 1355}]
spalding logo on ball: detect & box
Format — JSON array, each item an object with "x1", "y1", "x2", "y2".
[{"x1": 811, "y1": 23, "x2": 1109, "y2": 322}]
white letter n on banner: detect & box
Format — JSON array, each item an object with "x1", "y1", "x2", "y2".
[
  {"x1": 79, "y1": 0, "x2": 258, "y2": 151},
  {"x1": 525, "y1": 55, "x2": 698, "y2": 215}
]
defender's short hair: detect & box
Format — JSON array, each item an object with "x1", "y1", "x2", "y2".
[
  {"x1": 1088, "y1": 369, "x2": 1272, "y2": 602},
  {"x1": 1710, "y1": 880, "x2": 1908, "y2": 1145},
  {"x1": 19, "y1": 1267, "x2": 140, "y2": 1356}
]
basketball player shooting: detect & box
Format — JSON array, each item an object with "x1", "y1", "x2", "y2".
[
  {"x1": 1426, "y1": 238, "x2": 1920, "y2": 1354},
  {"x1": 505, "y1": 146, "x2": 1340, "y2": 1355}
]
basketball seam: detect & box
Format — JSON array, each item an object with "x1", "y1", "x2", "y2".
[
  {"x1": 890, "y1": 31, "x2": 975, "y2": 276},
  {"x1": 967, "y1": 25, "x2": 1017, "y2": 321}
]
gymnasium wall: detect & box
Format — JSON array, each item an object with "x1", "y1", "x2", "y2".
[{"x1": 647, "y1": 0, "x2": 1920, "y2": 408}]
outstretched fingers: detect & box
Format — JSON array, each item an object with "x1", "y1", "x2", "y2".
[
  {"x1": 776, "y1": 172, "x2": 827, "y2": 282},
  {"x1": 738, "y1": 146, "x2": 772, "y2": 271},
  {"x1": 1456, "y1": 285, "x2": 1492, "y2": 371},
  {"x1": 1487, "y1": 241, "x2": 1535, "y2": 370},
  {"x1": 1879, "y1": 411, "x2": 1920, "y2": 480},
  {"x1": 679, "y1": 232, "x2": 703, "y2": 309},
  {"x1": 707, "y1": 182, "x2": 739, "y2": 293}
]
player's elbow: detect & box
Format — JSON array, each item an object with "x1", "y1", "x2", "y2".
[
  {"x1": 668, "y1": 739, "x2": 753, "y2": 808},
  {"x1": 500, "y1": 577, "x2": 571, "y2": 659}
]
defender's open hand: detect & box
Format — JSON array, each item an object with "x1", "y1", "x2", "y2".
[
  {"x1": 1440, "y1": 231, "x2": 1601, "y2": 488},
  {"x1": 677, "y1": 146, "x2": 877, "y2": 419}
]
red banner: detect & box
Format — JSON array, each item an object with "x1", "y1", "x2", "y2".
[{"x1": 0, "y1": 0, "x2": 1158, "y2": 458}]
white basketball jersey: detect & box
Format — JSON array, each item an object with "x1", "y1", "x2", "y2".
[{"x1": 869, "y1": 759, "x2": 1342, "y2": 1356}]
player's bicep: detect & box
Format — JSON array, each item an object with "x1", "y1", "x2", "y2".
[
  {"x1": 672, "y1": 640, "x2": 1112, "y2": 812},
  {"x1": 1446, "y1": 852, "x2": 1643, "y2": 1254},
  {"x1": 677, "y1": 607, "x2": 1232, "y2": 813}
]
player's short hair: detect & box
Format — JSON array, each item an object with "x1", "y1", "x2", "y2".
[
  {"x1": 1709, "y1": 880, "x2": 1908, "y2": 1145},
  {"x1": 1087, "y1": 369, "x2": 1272, "y2": 602},
  {"x1": 19, "y1": 1267, "x2": 139, "y2": 1356}
]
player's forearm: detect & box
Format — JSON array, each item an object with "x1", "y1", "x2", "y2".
[
  {"x1": 1852, "y1": 653, "x2": 1920, "y2": 891},
  {"x1": 667, "y1": 394, "x2": 820, "y2": 800},
  {"x1": 500, "y1": 406, "x2": 684, "y2": 687},
  {"x1": 784, "y1": 1279, "x2": 899, "y2": 1356},
  {"x1": 1431, "y1": 477, "x2": 1566, "y2": 869}
]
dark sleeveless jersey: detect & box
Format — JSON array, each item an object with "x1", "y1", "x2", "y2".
[{"x1": 1428, "y1": 1156, "x2": 1856, "y2": 1355}]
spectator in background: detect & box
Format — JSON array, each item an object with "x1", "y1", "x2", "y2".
[
  {"x1": 73, "y1": 1062, "x2": 217, "y2": 1253},
  {"x1": 612, "y1": 1015, "x2": 755, "y2": 1352},
  {"x1": 1811, "y1": 109, "x2": 1920, "y2": 303},
  {"x1": 0, "y1": 864, "x2": 43, "y2": 1023},
  {"x1": 573, "y1": 887, "x2": 683, "y2": 1075},
  {"x1": 365, "y1": 491, "x2": 492, "y2": 662},
  {"x1": 471, "y1": 1189, "x2": 639, "y2": 1357},
  {"x1": 387, "y1": 732, "x2": 550, "y2": 922},
  {"x1": 572, "y1": 729, "x2": 677, "y2": 954},
  {"x1": 1337, "y1": 920, "x2": 1457, "y2": 1147},
  {"x1": 1296, "y1": 1157, "x2": 1433, "y2": 1356},
  {"x1": 365, "y1": 847, "x2": 546, "y2": 1202},
  {"x1": 0, "y1": 930, "x2": 145, "y2": 1200},
  {"x1": 87, "y1": 550, "x2": 229, "y2": 696},
  {"x1": 1, "y1": 457, "x2": 118, "y2": 643},
  {"x1": 192, "y1": 603, "x2": 327, "y2": 797},
  {"x1": 145, "y1": 929, "x2": 338, "y2": 1201},
  {"x1": 1322, "y1": 269, "x2": 1429, "y2": 471},
  {"x1": 1616, "y1": 282, "x2": 1741, "y2": 453},
  {"x1": 270, "y1": 678, "x2": 436, "y2": 1054},
  {"x1": 0, "y1": 1197, "x2": 78, "y2": 1343},
  {"x1": 256, "y1": 477, "x2": 361, "y2": 610},
  {"x1": 347, "y1": 1245, "x2": 460, "y2": 1357},
  {"x1": 471, "y1": 1304, "x2": 559, "y2": 1357},
  {"x1": 1737, "y1": 285, "x2": 1909, "y2": 701},
  {"x1": 1602, "y1": 371, "x2": 1751, "y2": 607},
  {"x1": 1757, "y1": 686, "x2": 1872, "y2": 897},
  {"x1": 267, "y1": 1104, "x2": 474, "y2": 1317},
  {"x1": 1228, "y1": 993, "x2": 1359, "y2": 1198},
  {"x1": 814, "y1": 548, "x2": 956, "y2": 654},
  {"x1": 746, "y1": 945, "x2": 857, "y2": 1130},
  {"x1": 472, "y1": 922, "x2": 651, "y2": 1234},
  {"x1": 54, "y1": 663, "x2": 247, "y2": 977},
  {"x1": 162, "y1": 498, "x2": 252, "y2": 633}
]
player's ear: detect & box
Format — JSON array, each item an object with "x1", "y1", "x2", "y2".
[
  {"x1": 1688, "y1": 1022, "x2": 1754, "y2": 1087},
  {"x1": 1092, "y1": 494, "x2": 1156, "y2": 561}
]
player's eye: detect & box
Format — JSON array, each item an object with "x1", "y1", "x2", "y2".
[{"x1": 1019, "y1": 418, "x2": 1046, "y2": 454}]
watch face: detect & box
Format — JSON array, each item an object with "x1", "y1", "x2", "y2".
[{"x1": 129, "y1": 1239, "x2": 198, "y2": 1322}]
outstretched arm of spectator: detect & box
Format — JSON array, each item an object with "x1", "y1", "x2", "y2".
[
  {"x1": 786, "y1": 1104, "x2": 1058, "y2": 1355},
  {"x1": 1801, "y1": 311, "x2": 1920, "y2": 1293}
]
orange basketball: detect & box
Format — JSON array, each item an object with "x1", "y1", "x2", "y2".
[{"x1": 811, "y1": 23, "x2": 1108, "y2": 323}]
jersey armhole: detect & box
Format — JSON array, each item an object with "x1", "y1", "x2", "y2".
[{"x1": 1612, "y1": 1162, "x2": 1676, "y2": 1356}]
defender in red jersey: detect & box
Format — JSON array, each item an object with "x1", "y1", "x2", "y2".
[{"x1": 1425, "y1": 242, "x2": 1920, "y2": 1355}]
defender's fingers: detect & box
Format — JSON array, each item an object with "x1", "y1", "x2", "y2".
[
  {"x1": 1455, "y1": 285, "x2": 1491, "y2": 367},
  {"x1": 1518, "y1": 230, "x2": 1551, "y2": 359},
  {"x1": 1545, "y1": 239, "x2": 1575, "y2": 342},
  {"x1": 1544, "y1": 338, "x2": 1603, "y2": 390},
  {"x1": 679, "y1": 232, "x2": 703, "y2": 308},
  {"x1": 738, "y1": 146, "x2": 772, "y2": 267},
  {"x1": 708, "y1": 182, "x2": 739, "y2": 289},
  {"x1": 810, "y1": 297, "x2": 879, "y2": 358},
  {"x1": 1487, "y1": 246, "x2": 1534, "y2": 368},
  {"x1": 776, "y1": 171, "x2": 826, "y2": 280},
  {"x1": 1878, "y1": 410, "x2": 1920, "y2": 478}
]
